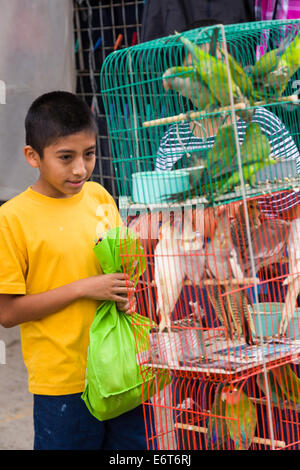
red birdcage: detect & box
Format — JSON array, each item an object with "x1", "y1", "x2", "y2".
[{"x1": 120, "y1": 193, "x2": 300, "y2": 451}]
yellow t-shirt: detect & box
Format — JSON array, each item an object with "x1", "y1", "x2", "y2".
[{"x1": 0, "y1": 181, "x2": 122, "y2": 395}]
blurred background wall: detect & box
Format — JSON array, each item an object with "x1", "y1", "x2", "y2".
[{"x1": 0, "y1": 0, "x2": 75, "y2": 201}]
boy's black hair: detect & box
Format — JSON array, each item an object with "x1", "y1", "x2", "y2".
[{"x1": 25, "y1": 91, "x2": 98, "y2": 157}]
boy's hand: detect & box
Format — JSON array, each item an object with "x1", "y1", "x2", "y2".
[
  {"x1": 116, "y1": 294, "x2": 136, "y2": 315},
  {"x1": 78, "y1": 273, "x2": 136, "y2": 303}
]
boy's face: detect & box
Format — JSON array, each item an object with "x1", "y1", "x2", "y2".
[{"x1": 25, "y1": 130, "x2": 97, "y2": 198}]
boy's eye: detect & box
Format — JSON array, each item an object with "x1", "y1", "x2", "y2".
[
  {"x1": 85, "y1": 151, "x2": 96, "y2": 158},
  {"x1": 59, "y1": 155, "x2": 72, "y2": 161}
]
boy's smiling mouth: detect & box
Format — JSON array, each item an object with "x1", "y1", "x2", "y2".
[{"x1": 66, "y1": 179, "x2": 86, "y2": 187}]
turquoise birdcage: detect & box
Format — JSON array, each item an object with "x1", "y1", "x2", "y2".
[{"x1": 101, "y1": 19, "x2": 300, "y2": 206}]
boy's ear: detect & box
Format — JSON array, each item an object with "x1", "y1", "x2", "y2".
[{"x1": 24, "y1": 145, "x2": 41, "y2": 169}]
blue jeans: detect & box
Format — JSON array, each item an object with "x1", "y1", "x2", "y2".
[{"x1": 33, "y1": 393, "x2": 156, "y2": 450}]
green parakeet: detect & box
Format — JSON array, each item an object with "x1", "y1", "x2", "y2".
[
  {"x1": 162, "y1": 66, "x2": 216, "y2": 110},
  {"x1": 252, "y1": 43, "x2": 288, "y2": 81},
  {"x1": 256, "y1": 365, "x2": 300, "y2": 406},
  {"x1": 176, "y1": 32, "x2": 246, "y2": 108},
  {"x1": 222, "y1": 386, "x2": 257, "y2": 450},
  {"x1": 206, "y1": 382, "x2": 231, "y2": 449},
  {"x1": 256, "y1": 370, "x2": 285, "y2": 406},
  {"x1": 219, "y1": 48, "x2": 256, "y2": 104},
  {"x1": 207, "y1": 122, "x2": 237, "y2": 169},
  {"x1": 218, "y1": 121, "x2": 275, "y2": 194},
  {"x1": 252, "y1": 31, "x2": 300, "y2": 99},
  {"x1": 165, "y1": 121, "x2": 275, "y2": 203},
  {"x1": 272, "y1": 364, "x2": 300, "y2": 404},
  {"x1": 219, "y1": 48, "x2": 256, "y2": 121},
  {"x1": 207, "y1": 121, "x2": 272, "y2": 182},
  {"x1": 163, "y1": 123, "x2": 237, "y2": 202}
]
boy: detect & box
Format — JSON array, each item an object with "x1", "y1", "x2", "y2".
[{"x1": 0, "y1": 91, "x2": 152, "y2": 450}]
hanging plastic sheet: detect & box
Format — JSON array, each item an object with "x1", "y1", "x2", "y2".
[{"x1": 0, "y1": 0, "x2": 75, "y2": 201}]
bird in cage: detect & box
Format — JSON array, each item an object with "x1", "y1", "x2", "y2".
[
  {"x1": 221, "y1": 386, "x2": 257, "y2": 450},
  {"x1": 175, "y1": 33, "x2": 247, "y2": 109},
  {"x1": 206, "y1": 382, "x2": 257, "y2": 450},
  {"x1": 206, "y1": 382, "x2": 230, "y2": 450},
  {"x1": 230, "y1": 200, "x2": 262, "y2": 267},
  {"x1": 251, "y1": 31, "x2": 300, "y2": 99},
  {"x1": 256, "y1": 369, "x2": 285, "y2": 405},
  {"x1": 216, "y1": 122, "x2": 274, "y2": 195},
  {"x1": 257, "y1": 363, "x2": 300, "y2": 405},
  {"x1": 218, "y1": 47, "x2": 257, "y2": 107},
  {"x1": 167, "y1": 31, "x2": 257, "y2": 121},
  {"x1": 279, "y1": 218, "x2": 300, "y2": 336},
  {"x1": 176, "y1": 28, "x2": 300, "y2": 104},
  {"x1": 154, "y1": 221, "x2": 185, "y2": 332},
  {"x1": 162, "y1": 66, "x2": 215, "y2": 111},
  {"x1": 205, "y1": 206, "x2": 255, "y2": 345},
  {"x1": 230, "y1": 199, "x2": 290, "y2": 277},
  {"x1": 271, "y1": 363, "x2": 300, "y2": 404},
  {"x1": 164, "y1": 119, "x2": 275, "y2": 203},
  {"x1": 154, "y1": 210, "x2": 205, "y2": 332}
]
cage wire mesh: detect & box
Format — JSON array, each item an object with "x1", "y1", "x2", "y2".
[
  {"x1": 101, "y1": 19, "x2": 300, "y2": 202},
  {"x1": 99, "y1": 18, "x2": 300, "y2": 450},
  {"x1": 73, "y1": 0, "x2": 144, "y2": 200}
]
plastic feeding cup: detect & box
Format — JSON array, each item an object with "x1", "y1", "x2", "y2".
[
  {"x1": 131, "y1": 169, "x2": 189, "y2": 204},
  {"x1": 250, "y1": 302, "x2": 300, "y2": 340}
]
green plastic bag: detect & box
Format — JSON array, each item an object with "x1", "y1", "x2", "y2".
[{"x1": 82, "y1": 226, "x2": 159, "y2": 421}]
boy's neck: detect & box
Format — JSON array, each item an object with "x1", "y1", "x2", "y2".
[{"x1": 31, "y1": 179, "x2": 84, "y2": 199}]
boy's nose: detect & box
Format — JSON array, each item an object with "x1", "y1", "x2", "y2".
[{"x1": 72, "y1": 158, "x2": 87, "y2": 177}]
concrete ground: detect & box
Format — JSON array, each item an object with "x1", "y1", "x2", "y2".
[{"x1": 0, "y1": 325, "x2": 33, "y2": 450}]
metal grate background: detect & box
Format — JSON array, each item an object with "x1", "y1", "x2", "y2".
[{"x1": 73, "y1": 0, "x2": 144, "y2": 201}]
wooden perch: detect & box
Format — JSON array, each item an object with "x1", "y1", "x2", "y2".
[
  {"x1": 175, "y1": 422, "x2": 286, "y2": 449},
  {"x1": 142, "y1": 95, "x2": 299, "y2": 128},
  {"x1": 203, "y1": 278, "x2": 260, "y2": 286},
  {"x1": 149, "y1": 278, "x2": 259, "y2": 287}
]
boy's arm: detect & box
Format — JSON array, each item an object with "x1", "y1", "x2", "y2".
[{"x1": 0, "y1": 273, "x2": 135, "y2": 328}]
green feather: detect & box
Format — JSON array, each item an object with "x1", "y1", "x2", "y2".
[
  {"x1": 256, "y1": 371, "x2": 285, "y2": 405},
  {"x1": 206, "y1": 382, "x2": 231, "y2": 450},
  {"x1": 273, "y1": 363, "x2": 300, "y2": 404},
  {"x1": 219, "y1": 48, "x2": 257, "y2": 103},
  {"x1": 224, "y1": 388, "x2": 257, "y2": 450},
  {"x1": 176, "y1": 33, "x2": 242, "y2": 108}
]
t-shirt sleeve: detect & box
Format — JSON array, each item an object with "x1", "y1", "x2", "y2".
[
  {"x1": 155, "y1": 130, "x2": 169, "y2": 171},
  {"x1": 252, "y1": 109, "x2": 300, "y2": 218},
  {"x1": 252, "y1": 109, "x2": 300, "y2": 171},
  {"x1": 0, "y1": 222, "x2": 27, "y2": 294},
  {"x1": 258, "y1": 191, "x2": 300, "y2": 219},
  {"x1": 268, "y1": 128, "x2": 300, "y2": 166},
  {"x1": 155, "y1": 124, "x2": 180, "y2": 172}
]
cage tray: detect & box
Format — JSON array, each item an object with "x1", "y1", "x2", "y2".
[{"x1": 145, "y1": 335, "x2": 300, "y2": 378}]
